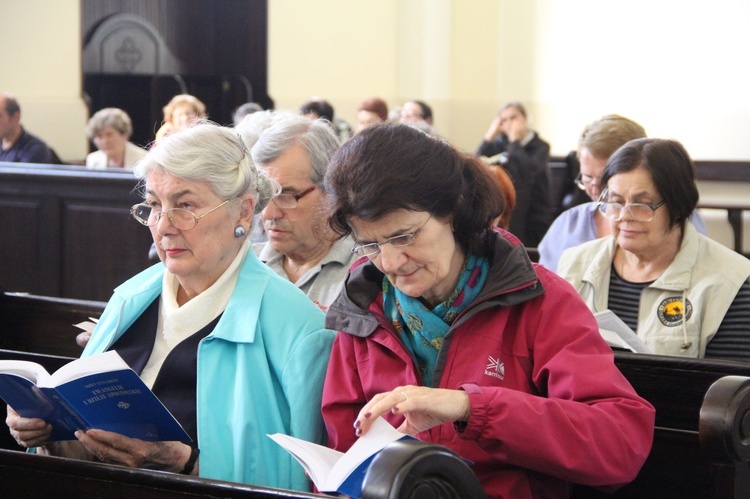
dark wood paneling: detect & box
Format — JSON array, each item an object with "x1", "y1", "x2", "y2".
[
  {"x1": 81, "y1": 0, "x2": 270, "y2": 146},
  {"x1": 0, "y1": 164, "x2": 153, "y2": 301},
  {"x1": 695, "y1": 160, "x2": 750, "y2": 182}
]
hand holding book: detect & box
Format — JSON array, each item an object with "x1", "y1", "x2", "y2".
[{"x1": 0, "y1": 350, "x2": 190, "y2": 443}]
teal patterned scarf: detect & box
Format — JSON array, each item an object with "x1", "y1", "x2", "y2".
[{"x1": 382, "y1": 253, "x2": 489, "y2": 385}]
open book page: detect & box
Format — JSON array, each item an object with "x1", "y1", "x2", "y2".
[
  {"x1": 266, "y1": 433, "x2": 343, "y2": 487},
  {"x1": 326, "y1": 417, "x2": 406, "y2": 488},
  {"x1": 268, "y1": 416, "x2": 409, "y2": 493},
  {"x1": 46, "y1": 350, "x2": 127, "y2": 387},
  {"x1": 594, "y1": 310, "x2": 652, "y2": 353},
  {"x1": 0, "y1": 361, "x2": 51, "y2": 386}
]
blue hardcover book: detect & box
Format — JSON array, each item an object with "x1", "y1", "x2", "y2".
[
  {"x1": 0, "y1": 350, "x2": 191, "y2": 443},
  {"x1": 268, "y1": 417, "x2": 415, "y2": 498}
]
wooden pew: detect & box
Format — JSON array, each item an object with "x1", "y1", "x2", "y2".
[
  {"x1": 0, "y1": 291, "x2": 105, "y2": 358},
  {"x1": 0, "y1": 449, "x2": 322, "y2": 499},
  {"x1": 0, "y1": 162, "x2": 153, "y2": 302},
  {"x1": 0, "y1": 291, "x2": 103, "y2": 450},
  {"x1": 0, "y1": 439, "x2": 482, "y2": 498},
  {"x1": 573, "y1": 353, "x2": 750, "y2": 498},
  {"x1": 4, "y1": 289, "x2": 750, "y2": 496}
]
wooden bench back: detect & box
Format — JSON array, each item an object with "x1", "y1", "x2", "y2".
[{"x1": 0, "y1": 163, "x2": 153, "y2": 301}]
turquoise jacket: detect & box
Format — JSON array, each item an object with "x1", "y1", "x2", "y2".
[{"x1": 83, "y1": 250, "x2": 335, "y2": 491}]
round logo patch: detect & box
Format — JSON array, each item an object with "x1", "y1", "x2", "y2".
[{"x1": 657, "y1": 297, "x2": 692, "y2": 327}]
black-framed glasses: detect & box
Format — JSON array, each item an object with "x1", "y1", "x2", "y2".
[
  {"x1": 597, "y1": 190, "x2": 666, "y2": 222},
  {"x1": 271, "y1": 185, "x2": 316, "y2": 209},
  {"x1": 574, "y1": 172, "x2": 601, "y2": 190},
  {"x1": 351, "y1": 216, "x2": 432, "y2": 258},
  {"x1": 131, "y1": 199, "x2": 233, "y2": 230}
]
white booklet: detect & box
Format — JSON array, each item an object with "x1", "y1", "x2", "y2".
[
  {"x1": 268, "y1": 417, "x2": 412, "y2": 498},
  {"x1": 594, "y1": 310, "x2": 652, "y2": 353}
]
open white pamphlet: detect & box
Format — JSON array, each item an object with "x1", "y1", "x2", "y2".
[
  {"x1": 268, "y1": 416, "x2": 412, "y2": 498},
  {"x1": 595, "y1": 310, "x2": 652, "y2": 353}
]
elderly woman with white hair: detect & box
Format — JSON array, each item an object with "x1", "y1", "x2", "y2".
[
  {"x1": 85, "y1": 107, "x2": 146, "y2": 169},
  {"x1": 7, "y1": 122, "x2": 335, "y2": 491}
]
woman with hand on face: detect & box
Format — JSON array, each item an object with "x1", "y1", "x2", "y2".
[
  {"x1": 322, "y1": 123, "x2": 655, "y2": 498},
  {"x1": 7, "y1": 122, "x2": 334, "y2": 491},
  {"x1": 476, "y1": 100, "x2": 553, "y2": 248},
  {"x1": 558, "y1": 138, "x2": 750, "y2": 361},
  {"x1": 85, "y1": 107, "x2": 146, "y2": 169}
]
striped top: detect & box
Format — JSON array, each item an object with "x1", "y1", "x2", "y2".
[{"x1": 608, "y1": 266, "x2": 750, "y2": 362}]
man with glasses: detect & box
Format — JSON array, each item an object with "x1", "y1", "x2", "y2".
[
  {"x1": 538, "y1": 115, "x2": 706, "y2": 272},
  {"x1": 251, "y1": 114, "x2": 357, "y2": 311}
]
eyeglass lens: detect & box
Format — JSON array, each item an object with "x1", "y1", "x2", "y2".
[
  {"x1": 600, "y1": 203, "x2": 656, "y2": 222},
  {"x1": 133, "y1": 205, "x2": 197, "y2": 230}
]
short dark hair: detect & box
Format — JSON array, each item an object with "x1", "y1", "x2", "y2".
[
  {"x1": 325, "y1": 123, "x2": 504, "y2": 255},
  {"x1": 602, "y1": 138, "x2": 698, "y2": 230},
  {"x1": 300, "y1": 98, "x2": 334, "y2": 123},
  {"x1": 3, "y1": 94, "x2": 20, "y2": 116},
  {"x1": 411, "y1": 100, "x2": 433, "y2": 122}
]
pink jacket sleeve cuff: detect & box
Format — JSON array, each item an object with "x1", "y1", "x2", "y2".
[{"x1": 454, "y1": 383, "x2": 488, "y2": 440}]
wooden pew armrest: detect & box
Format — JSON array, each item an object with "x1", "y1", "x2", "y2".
[
  {"x1": 699, "y1": 375, "x2": 750, "y2": 462},
  {"x1": 362, "y1": 439, "x2": 486, "y2": 499}
]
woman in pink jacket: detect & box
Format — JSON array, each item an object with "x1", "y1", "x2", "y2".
[{"x1": 321, "y1": 123, "x2": 655, "y2": 498}]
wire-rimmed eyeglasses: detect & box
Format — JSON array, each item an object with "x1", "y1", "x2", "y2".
[
  {"x1": 271, "y1": 185, "x2": 316, "y2": 209},
  {"x1": 574, "y1": 172, "x2": 602, "y2": 190},
  {"x1": 131, "y1": 199, "x2": 233, "y2": 230},
  {"x1": 597, "y1": 190, "x2": 666, "y2": 222},
  {"x1": 351, "y1": 216, "x2": 432, "y2": 258}
]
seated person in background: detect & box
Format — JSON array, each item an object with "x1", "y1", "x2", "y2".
[
  {"x1": 85, "y1": 108, "x2": 146, "y2": 169},
  {"x1": 236, "y1": 109, "x2": 286, "y2": 244},
  {"x1": 355, "y1": 96, "x2": 388, "y2": 132},
  {"x1": 477, "y1": 100, "x2": 554, "y2": 248},
  {"x1": 300, "y1": 97, "x2": 352, "y2": 142},
  {"x1": 251, "y1": 113, "x2": 356, "y2": 311},
  {"x1": 399, "y1": 99, "x2": 433, "y2": 125},
  {"x1": 539, "y1": 115, "x2": 707, "y2": 272},
  {"x1": 0, "y1": 91, "x2": 55, "y2": 164},
  {"x1": 399, "y1": 99, "x2": 436, "y2": 135},
  {"x1": 322, "y1": 123, "x2": 655, "y2": 498},
  {"x1": 8, "y1": 122, "x2": 335, "y2": 491},
  {"x1": 558, "y1": 138, "x2": 750, "y2": 362},
  {"x1": 154, "y1": 94, "x2": 206, "y2": 143},
  {"x1": 232, "y1": 102, "x2": 263, "y2": 126}
]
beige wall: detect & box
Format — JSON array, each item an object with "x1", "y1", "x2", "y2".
[
  {"x1": 1, "y1": 1, "x2": 748, "y2": 161},
  {"x1": 269, "y1": 0, "x2": 750, "y2": 159},
  {"x1": 0, "y1": 0, "x2": 88, "y2": 161}
]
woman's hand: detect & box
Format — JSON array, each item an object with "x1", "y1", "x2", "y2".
[
  {"x1": 353, "y1": 386, "x2": 470, "y2": 437},
  {"x1": 75, "y1": 429, "x2": 195, "y2": 474},
  {"x1": 483, "y1": 116, "x2": 503, "y2": 142},
  {"x1": 6, "y1": 405, "x2": 53, "y2": 448},
  {"x1": 76, "y1": 331, "x2": 92, "y2": 348}
]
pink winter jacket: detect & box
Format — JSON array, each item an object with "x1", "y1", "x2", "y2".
[{"x1": 322, "y1": 229, "x2": 655, "y2": 498}]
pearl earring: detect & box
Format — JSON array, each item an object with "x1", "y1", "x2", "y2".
[{"x1": 234, "y1": 226, "x2": 246, "y2": 238}]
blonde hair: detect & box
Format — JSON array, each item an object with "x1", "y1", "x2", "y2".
[
  {"x1": 162, "y1": 94, "x2": 207, "y2": 124},
  {"x1": 578, "y1": 115, "x2": 646, "y2": 160}
]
